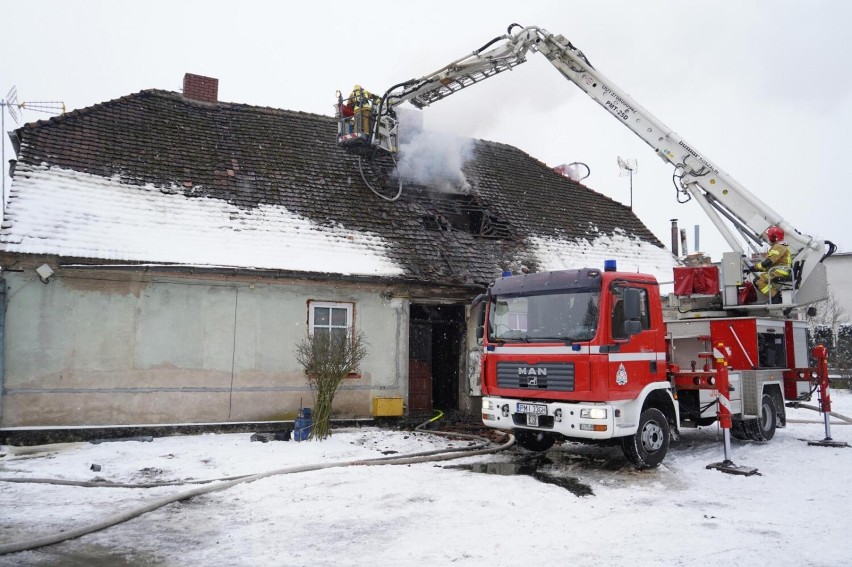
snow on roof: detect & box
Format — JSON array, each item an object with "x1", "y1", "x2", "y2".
[
  {"x1": 1, "y1": 163, "x2": 403, "y2": 277},
  {"x1": 530, "y1": 232, "x2": 678, "y2": 284},
  {"x1": 3, "y1": 89, "x2": 675, "y2": 286}
]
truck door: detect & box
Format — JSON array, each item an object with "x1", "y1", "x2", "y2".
[{"x1": 607, "y1": 284, "x2": 662, "y2": 397}]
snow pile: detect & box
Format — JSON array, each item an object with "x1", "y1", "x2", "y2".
[
  {"x1": 1, "y1": 164, "x2": 403, "y2": 277},
  {"x1": 1, "y1": 395, "x2": 851, "y2": 565}
]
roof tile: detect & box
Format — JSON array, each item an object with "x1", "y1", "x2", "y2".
[{"x1": 5, "y1": 89, "x2": 673, "y2": 286}]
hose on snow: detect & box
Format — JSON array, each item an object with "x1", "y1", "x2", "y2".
[
  {"x1": 785, "y1": 401, "x2": 852, "y2": 424},
  {"x1": 0, "y1": 413, "x2": 513, "y2": 556}
]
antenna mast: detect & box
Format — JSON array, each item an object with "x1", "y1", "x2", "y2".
[{"x1": 617, "y1": 156, "x2": 638, "y2": 211}]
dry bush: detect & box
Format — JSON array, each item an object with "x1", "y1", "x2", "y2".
[{"x1": 294, "y1": 330, "x2": 368, "y2": 440}]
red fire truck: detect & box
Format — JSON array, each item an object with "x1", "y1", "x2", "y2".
[{"x1": 477, "y1": 261, "x2": 825, "y2": 468}]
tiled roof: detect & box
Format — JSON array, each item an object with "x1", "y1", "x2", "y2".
[{"x1": 4, "y1": 89, "x2": 674, "y2": 287}]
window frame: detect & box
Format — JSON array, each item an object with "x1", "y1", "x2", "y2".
[
  {"x1": 306, "y1": 300, "x2": 360, "y2": 379},
  {"x1": 307, "y1": 301, "x2": 354, "y2": 337},
  {"x1": 610, "y1": 284, "x2": 651, "y2": 340}
]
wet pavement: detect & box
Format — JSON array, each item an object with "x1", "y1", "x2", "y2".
[
  {"x1": 444, "y1": 449, "x2": 616, "y2": 497},
  {"x1": 447, "y1": 457, "x2": 595, "y2": 496},
  {"x1": 0, "y1": 544, "x2": 161, "y2": 567}
]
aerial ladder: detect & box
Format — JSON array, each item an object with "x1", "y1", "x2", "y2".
[{"x1": 336, "y1": 24, "x2": 835, "y2": 312}]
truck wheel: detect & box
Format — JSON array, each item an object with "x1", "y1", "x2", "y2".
[
  {"x1": 730, "y1": 419, "x2": 749, "y2": 440},
  {"x1": 514, "y1": 430, "x2": 555, "y2": 452},
  {"x1": 622, "y1": 408, "x2": 670, "y2": 469},
  {"x1": 745, "y1": 394, "x2": 777, "y2": 441}
]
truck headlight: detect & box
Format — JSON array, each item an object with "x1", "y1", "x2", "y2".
[
  {"x1": 482, "y1": 399, "x2": 494, "y2": 410},
  {"x1": 580, "y1": 408, "x2": 607, "y2": 420}
]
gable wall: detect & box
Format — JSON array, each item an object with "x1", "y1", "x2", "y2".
[{"x1": 0, "y1": 270, "x2": 410, "y2": 427}]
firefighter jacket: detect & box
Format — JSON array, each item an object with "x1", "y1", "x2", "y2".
[
  {"x1": 757, "y1": 242, "x2": 792, "y2": 276},
  {"x1": 347, "y1": 86, "x2": 378, "y2": 110}
]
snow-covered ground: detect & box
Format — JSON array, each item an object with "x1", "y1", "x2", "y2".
[{"x1": 1, "y1": 392, "x2": 851, "y2": 566}]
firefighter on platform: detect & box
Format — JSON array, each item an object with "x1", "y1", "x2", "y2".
[
  {"x1": 346, "y1": 85, "x2": 380, "y2": 136},
  {"x1": 754, "y1": 225, "x2": 792, "y2": 304}
]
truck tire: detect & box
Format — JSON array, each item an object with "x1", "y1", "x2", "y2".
[
  {"x1": 730, "y1": 419, "x2": 750, "y2": 440},
  {"x1": 745, "y1": 394, "x2": 777, "y2": 441},
  {"x1": 621, "y1": 408, "x2": 670, "y2": 469},
  {"x1": 514, "y1": 430, "x2": 555, "y2": 452}
]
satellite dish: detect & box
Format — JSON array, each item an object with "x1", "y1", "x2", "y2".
[{"x1": 553, "y1": 161, "x2": 590, "y2": 182}]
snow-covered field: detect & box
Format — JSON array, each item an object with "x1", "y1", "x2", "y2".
[{"x1": 1, "y1": 392, "x2": 851, "y2": 566}]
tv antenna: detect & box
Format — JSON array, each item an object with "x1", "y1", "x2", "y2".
[
  {"x1": 617, "y1": 156, "x2": 638, "y2": 211},
  {"x1": 1, "y1": 86, "x2": 66, "y2": 216}
]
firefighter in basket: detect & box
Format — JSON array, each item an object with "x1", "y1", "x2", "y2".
[
  {"x1": 753, "y1": 225, "x2": 792, "y2": 304},
  {"x1": 344, "y1": 85, "x2": 380, "y2": 136}
]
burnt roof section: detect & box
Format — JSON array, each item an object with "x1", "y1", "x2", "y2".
[{"x1": 10, "y1": 89, "x2": 666, "y2": 287}]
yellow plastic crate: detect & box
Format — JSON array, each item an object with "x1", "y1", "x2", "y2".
[{"x1": 372, "y1": 397, "x2": 404, "y2": 417}]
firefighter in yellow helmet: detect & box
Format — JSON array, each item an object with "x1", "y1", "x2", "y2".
[
  {"x1": 346, "y1": 85, "x2": 380, "y2": 135},
  {"x1": 754, "y1": 226, "x2": 792, "y2": 304}
]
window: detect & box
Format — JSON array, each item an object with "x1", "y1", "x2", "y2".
[
  {"x1": 611, "y1": 286, "x2": 650, "y2": 339},
  {"x1": 308, "y1": 301, "x2": 353, "y2": 340},
  {"x1": 489, "y1": 290, "x2": 600, "y2": 343}
]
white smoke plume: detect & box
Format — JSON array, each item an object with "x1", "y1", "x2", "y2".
[{"x1": 396, "y1": 108, "x2": 474, "y2": 192}]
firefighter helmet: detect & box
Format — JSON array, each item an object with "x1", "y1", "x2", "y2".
[{"x1": 766, "y1": 226, "x2": 784, "y2": 243}]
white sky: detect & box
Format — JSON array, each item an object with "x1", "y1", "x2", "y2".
[{"x1": 2, "y1": 0, "x2": 851, "y2": 261}]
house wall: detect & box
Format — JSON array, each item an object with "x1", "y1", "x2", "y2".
[
  {"x1": 825, "y1": 253, "x2": 852, "y2": 321},
  {"x1": 0, "y1": 270, "x2": 408, "y2": 427}
]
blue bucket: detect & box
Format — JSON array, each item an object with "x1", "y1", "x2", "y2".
[{"x1": 294, "y1": 407, "x2": 313, "y2": 441}]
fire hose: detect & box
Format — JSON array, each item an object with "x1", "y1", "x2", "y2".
[
  {"x1": 784, "y1": 402, "x2": 852, "y2": 425},
  {"x1": 0, "y1": 412, "x2": 514, "y2": 556}
]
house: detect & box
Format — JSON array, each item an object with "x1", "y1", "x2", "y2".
[
  {"x1": 824, "y1": 252, "x2": 852, "y2": 321},
  {"x1": 0, "y1": 74, "x2": 677, "y2": 427}
]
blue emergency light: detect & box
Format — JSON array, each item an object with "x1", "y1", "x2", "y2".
[{"x1": 604, "y1": 259, "x2": 617, "y2": 272}]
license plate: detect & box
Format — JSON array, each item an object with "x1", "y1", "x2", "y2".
[
  {"x1": 526, "y1": 413, "x2": 539, "y2": 426},
  {"x1": 517, "y1": 403, "x2": 546, "y2": 415}
]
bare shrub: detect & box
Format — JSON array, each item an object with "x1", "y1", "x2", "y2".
[{"x1": 294, "y1": 330, "x2": 368, "y2": 440}]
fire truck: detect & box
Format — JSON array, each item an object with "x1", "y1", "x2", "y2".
[
  {"x1": 336, "y1": 25, "x2": 838, "y2": 468},
  {"x1": 476, "y1": 262, "x2": 829, "y2": 469}
]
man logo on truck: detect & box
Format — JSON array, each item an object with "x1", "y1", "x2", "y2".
[{"x1": 518, "y1": 367, "x2": 547, "y2": 376}]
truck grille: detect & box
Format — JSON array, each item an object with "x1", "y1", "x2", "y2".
[{"x1": 496, "y1": 362, "x2": 575, "y2": 391}]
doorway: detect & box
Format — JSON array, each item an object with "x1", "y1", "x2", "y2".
[{"x1": 408, "y1": 304, "x2": 466, "y2": 414}]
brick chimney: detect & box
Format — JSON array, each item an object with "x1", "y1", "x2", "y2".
[{"x1": 183, "y1": 73, "x2": 218, "y2": 104}]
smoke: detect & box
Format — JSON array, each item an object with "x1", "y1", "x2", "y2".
[{"x1": 396, "y1": 108, "x2": 474, "y2": 192}]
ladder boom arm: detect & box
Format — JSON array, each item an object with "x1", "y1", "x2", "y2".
[
  {"x1": 382, "y1": 27, "x2": 539, "y2": 111},
  {"x1": 358, "y1": 24, "x2": 833, "y2": 304},
  {"x1": 529, "y1": 26, "x2": 831, "y2": 301}
]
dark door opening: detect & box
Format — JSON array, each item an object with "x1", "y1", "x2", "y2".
[{"x1": 408, "y1": 304, "x2": 465, "y2": 414}]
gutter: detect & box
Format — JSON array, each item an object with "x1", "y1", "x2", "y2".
[{"x1": 58, "y1": 262, "x2": 485, "y2": 291}]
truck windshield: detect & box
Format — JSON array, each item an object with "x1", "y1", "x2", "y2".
[{"x1": 488, "y1": 290, "x2": 600, "y2": 343}]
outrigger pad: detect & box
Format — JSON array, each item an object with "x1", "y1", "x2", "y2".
[
  {"x1": 808, "y1": 439, "x2": 850, "y2": 448},
  {"x1": 706, "y1": 460, "x2": 761, "y2": 476}
]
